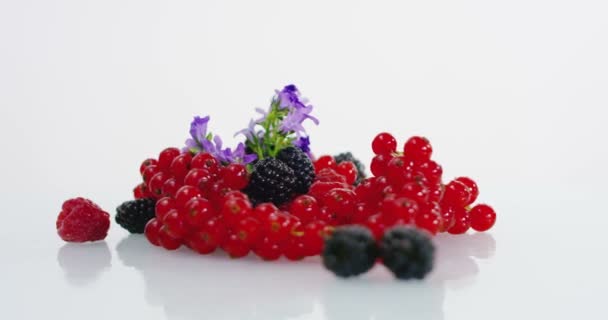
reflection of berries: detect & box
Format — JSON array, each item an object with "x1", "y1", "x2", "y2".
[
  {"x1": 334, "y1": 152, "x2": 366, "y2": 185},
  {"x1": 277, "y1": 147, "x2": 315, "y2": 194},
  {"x1": 244, "y1": 158, "x2": 297, "y2": 205},
  {"x1": 322, "y1": 226, "x2": 378, "y2": 278},
  {"x1": 380, "y1": 227, "x2": 435, "y2": 280},
  {"x1": 57, "y1": 198, "x2": 110, "y2": 242},
  {"x1": 115, "y1": 198, "x2": 156, "y2": 234}
]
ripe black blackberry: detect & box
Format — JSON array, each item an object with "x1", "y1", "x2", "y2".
[
  {"x1": 115, "y1": 198, "x2": 156, "y2": 234},
  {"x1": 277, "y1": 147, "x2": 315, "y2": 194},
  {"x1": 322, "y1": 226, "x2": 379, "y2": 278},
  {"x1": 244, "y1": 157, "x2": 297, "y2": 205},
  {"x1": 334, "y1": 152, "x2": 366, "y2": 185},
  {"x1": 380, "y1": 226, "x2": 435, "y2": 280}
]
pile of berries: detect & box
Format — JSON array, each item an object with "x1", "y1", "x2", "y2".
[{"x1": 56, "y1": 85, "x2": 497, "y2": 281}]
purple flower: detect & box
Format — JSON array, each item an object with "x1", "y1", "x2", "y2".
[
  {"x1": 276, "y1": 84, "x2": 309, "y2": 110},
  {"x1": 222, "y1": 142, "x2": 257, "y2": 165},
  {"x1": 294, "y1": 136, "x2": 312, "y2": 157},
  {"x1": 183, "y1": 115, "x2": 210, "y2": 153},
  {"x1": 279, "y1": 106, "x2": 319, "y2": 137},
  {"x1": 235, "y1": 119, "x2": 257, "y2": 140}
]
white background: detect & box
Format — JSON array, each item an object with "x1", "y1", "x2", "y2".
[{"x1": 1, "y1": 1, "x2": 607, "y2": 319}]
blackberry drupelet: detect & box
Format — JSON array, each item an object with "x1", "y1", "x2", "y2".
[
  {"x1": 380, "y1": 226, "x2": 435, "y2": 280},
  {"x1": 115, "y1": 198, "x2": 156, "y2": 234},
  {"x1": 334, "y1": 152, "x2": 366, "y2": 185},
  {"x1": 322, "y1": 226, "x2": 378, "y2": 278},
  {"x1": 244, "y1": 158, "x2": 297, "y2": 205},
  {"x1": 277, "y1": 147, "x2": 315, "y2": 194}
]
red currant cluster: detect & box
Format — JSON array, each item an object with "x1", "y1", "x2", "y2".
[{"x1": 136, "y1": 147, "x2": 333, "y2": 260}]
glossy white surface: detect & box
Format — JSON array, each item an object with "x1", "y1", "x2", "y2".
[{"x1": 1, "y1": 1, "x2": 607, "y2": 319}]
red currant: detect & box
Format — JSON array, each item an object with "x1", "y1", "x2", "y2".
[
  {"x1": 456, "y1": 177, "x2": 479, "y2": 205},
  {"x1": 415, "y1": 211, "x2": 441, "y2": 235},
  {"x1": 372, "y1": 132, "x2": 397, "y2": 155},
  {"x1": 336, "y1": 161, "x2": 357, "y2": 185},
  {"x1": 317, "y1": 206, "x2": 340, "y2": 226},
  {"x1": 253, "y1": 203, "x2": 279, "y2": 221},
  {"x1": 235, "y1": 217, "x2": 261, "y2": 247},
  {"x1": 263, "y1": 212, "x2": 294, "y2": 243},
  {"x1": 403, "y1": 136, "x2": 432, "y2": 162},
  {"x1": 469, "y1": 204, "x2": 496, "y2": 232},
  {"x1": 158, "y1": 225, "x2": 182, "y2": 250},
  {"x1": 419, "y1": 160, "x2": 443, "y2": 184},
  {"x1": 380, "y1": 197, "x2": 418, "y2": 223},
  {"x1": 290, "y1": 195, "x2": 320, "y2": 224},
  {"x1": 253, "y1": 237, "x2": 282, "y2": 261},
  {"x1": 169, "y1": 153, "x2": 192, "y2": 182},
  {"x1": 187, "y1": 229, "x2": 217, "y2": 254},
  {"x1": 447, "y1": 207, "x2": 470, "y2": 234},
  {"x1": 158, "y1": 147, "x2": 181, "y2": 172},
  {"x1": 301, "y1": 221, "x2": 330, "y2": 256},
  {"x1": 442, "y1": 180, "x2": 471, "y2": 207},
  {"x1": 222, "y1": 233, "x2": 249, "y2": 258},
  {"x1": 314, "y1": 155, "x2": 337, "y2": 173},
  {"x1": 183, "y1": 197, "x2": 214, "y2": 228},
  {"x1": 221, "y1": 164, "x2": 249, "y2": 190},
  {"x1": 221, "y1": 197, "x2": 252, "y2": 227},
  {"x1": 283, "y1": 238, "x2": 306, "y2": 261},
  {"x1": 352, "y1": 202, "x2": 375, "y2": 223},
  {"x1": 370, "y1": 154, "x2": 389, "y2": 176},
  {"x1": 148, "y1": 172, "x2": 169, "y2": 198},
  {"x1": 365, "y1": 214, "x2": 389, "y2": 240},
  {"x1": 439, "y1": 205, "x2": 456, "y2": 232},
  {"x1": 190, "y1": 153, "x2": 220, "y2": 175},
  {"x1": 140, "y1": 158, "x2": 158, "y2": 175},
  {"x1": 144, "y1": 218, "x2": 162, "y2": 246},
  {"x1": 184, "y1": 168, "x2": 212, "y2": 188},
  {"x1": 174, "y1": 185, "x2": 203, "y2": 209},
  {"x1": 133, "y1": 183, "x2": 147, "y2": 199},
  {"x1": 155, "y1": 197, "x2": 175, "y2": 221},
  {"x1": 399, "y1": 182, "x2": 429, "y2": 204},
  {"x1": 163, "y1": 209, "x2": 189, "y2": 239},
  {"x1": 161, "y1": 178, "x2": 180, "y2": 198},
  {"x1": 142, "y1": 165, "x2": 160, "y2": 184}
]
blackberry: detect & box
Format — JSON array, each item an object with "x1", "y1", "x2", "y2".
[
  {"x1": 322, "y1": 226, "x2": 379, "y2": 278},
  {"x1": 334, "y1": 152, "x2": 366, "y2": 185},
  {"x1": 244, "y1": 157, "x2": 297, "y2": 205},
  {"x1": 277, "y1": 147, "x2": 315, "y2": 194},
  {"x1": 115, "y1": 198, "x2": 156, "y2": 234},
  {"x1": 380, "y1": 226, "x2": 435, "y2": 280}
]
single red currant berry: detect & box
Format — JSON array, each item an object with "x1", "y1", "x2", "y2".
[
  {"x1": 403, "y1": 136, "x2": 432, "y2": 162},
  {"x1": 222, "y1": 190, "x2": 249, "y2": 203},
  {"x1": 184, "y1": 168, "x2": 211, "y2": 188},
  {"x1": 370, "y1": 154, "x2": 389, "y2": 176},
  {"x1": 222, "y1": 233, "x2": 250, "y2": 258},
  {"x1": 314, "y1": 155, "x2": 337, "y2": 173},
  {"x1": 455, "y1": 177, "x2": 479, "y2": 205},
  {"x1": 439, "y1": 205, "x2": 457, "y2": 232},
  {"x1": 158, "y1": 225, "x2": 182, "y2": 250},
  {"x1": 144, "y1": 218, "x2": 162, "y2": 246},
  {"x1": 447, "y1": 207, "x2": 470, "y2": 234},
  {"x1": 301, "y1": 221, "x2": 330, "y2": 256},
  {"x1": 323, "y1": 188, "x2": 356, "y2": 218},
  {"x1": 174, "y1": 185, "x2": 203, "y2": 209},
  {"x1": 336, "y1": 161, "x2": 357, "y2": 185},
  {"x1": 235, "y1": 217, "x2": 261, "y2": 247},
  {"x1": 442, "y1": 180, "x2": 471, "y2": 207},
  {"x1": 169, "y1": 153, "x2": 192, "y2": 182},
  {"x1": 264, "y1": 212, "x2": 293, "y2": 243},
  {"x1": 207, "y1": 180, "x2": 233, "y2": 209},
  {"x1": 183, "y1": 197, "x2": 214, "y2": 228},
  {"x1": 161, "y1": 178, "x2": 180, "y2": 198},
  {"x1": 157, "y1": 147, "x2": 181, "y2": 172},
  {"x1": 253, "y1": 202, "x2": 279, "y2": 221},
  {"x1": 352, "y1": 202, "x2": 375, "y2": 223},
  {"x1": 428, "y1": 183, "x2": 444, "y2": 203},
  {"x1": 221, "y1": 197, "x2": 252, "y2": 227},
  {"x1": 415, "y1": 212, "x2": 441, "y2": 235},
  {"x1": 142, "y1": 165, "x2": 160, "y2": 184},
  {"x1": 163, "y1": 209, "x2": 188, "y2": 239},
  {"x1": 469, "y1": 204, "x2": 496, "y2": 232},
  {"x1": 419, "y1": 160, "x2": 443, "y2": 184},
  {"x1": 187, "y1": 229, "x2": 217, "y2": 255},
  {"x1": 290, "y1": 195, "x2": 320, "y2": 224},
  {"x1": 140, "y1": 158, "x2": 158, "y2": 175},
  {"x1": 253, "y1": 237, "x2": 282, "y2": 261},
  {"x1": 221, "y1": 164, "x2": 249, "y2": 190},
  {"x1": 317, "y1": 206, "x2": 340, "y2": 226},
  {"x1": 354, "y1": 178, "x2": 375, "y2": 202},
  {"x1": 133, "y1": 183, "x2": 147, "y2": 199},
  {"x1": 386, "y1": 156, "x2": 409, "y2": 187},
  {"x1": 283, "y1": 238, "x2": 306, "y2": 261},
  {"x1": 372, "y1": 132, "x2": 397, "y2": 155},
  {"x1": 155, "y1": 197, "x2": 175, "y2": 221},
  {"x1": 148, "y1": 172, "x2": 169, "y2": 198},
  {"x1": 190, "y1": 153, "x2": 220, "y2": 175},
  {"x1": 200, "y1": 216, "x2": 227, "y2": 248}
]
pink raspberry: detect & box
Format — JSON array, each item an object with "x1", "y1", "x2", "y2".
[{"x1": 57, "y1": 198, "x2": 110, "y2": 242}]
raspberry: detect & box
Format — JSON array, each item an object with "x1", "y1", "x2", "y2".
[
  {"x1": 380, "y1": 227, "x2": 435, "y2": 280},
  {"x1": 57, "y1": 198, "x2": 110, "y2": 242},
  {"x1": 244, "y1": 158, "x2": 297, "y2": 205},
  {"x1": 115, "y1": 198, "x2": 156, "y2": 234},
  {"x1": 334, "y1": 152, "x2": 366, "y2": 185},
  {"x1": 322, "y1": 226, "x2": 379, "y2": 277},
  {"x1": 277, "y1": 147, "x2": 315, "y2": 194}
]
